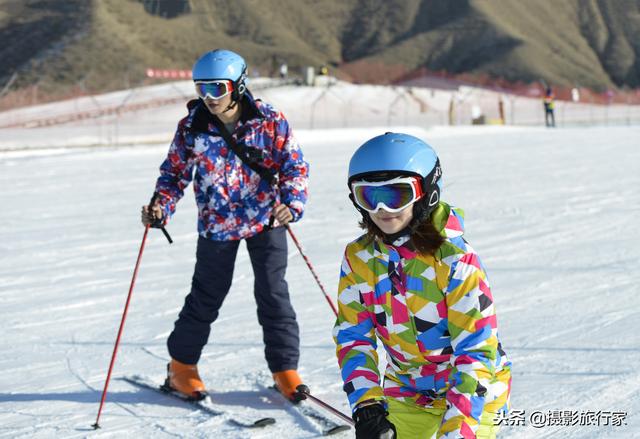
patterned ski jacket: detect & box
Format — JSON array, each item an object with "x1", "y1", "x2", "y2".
[
  {"x1": 155, "y1": 93, "x2": 309, "y2": 241},
  {"x1": 333, "y1": 202, "x2": 511, "y2": 438}
]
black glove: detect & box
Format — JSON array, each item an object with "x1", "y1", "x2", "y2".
[
  {"x1": 149, "y1": 213, "x2": 165, "y2": 229},
  {"x1": 354, "y1": 402, "x2": 396, "y2": 439},
  {"x1": 141, "y1": 204, "x2": 165, "y2": 228}
]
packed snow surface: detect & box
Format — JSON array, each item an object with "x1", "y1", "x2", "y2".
[{"x1": 1, "y1": 90, "x2": 639, "y2": 438}]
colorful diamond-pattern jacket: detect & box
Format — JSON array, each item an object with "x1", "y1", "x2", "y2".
[
  {"x1": 154, "y1": 94, "x2": 309, "y2": 241},
  {"x1": 333, "y1": 202, "x2": 511, "y2": 438}
]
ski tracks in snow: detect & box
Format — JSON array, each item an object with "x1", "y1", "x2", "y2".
[{"x1": 1, "y1": 125, "x2": 639, "y2": 437}]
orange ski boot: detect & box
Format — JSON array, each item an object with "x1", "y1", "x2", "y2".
[
  {"x1": 165, "y1": 359, "x2": 207, "y2": 400},
  {"x1": 273, "y1": 369, "x2": 304, "y2": 402}
]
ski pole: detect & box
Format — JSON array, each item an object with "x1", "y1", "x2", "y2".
[
  {"x1": 92, "y1": 224, "x2": 152, "y2": 429},
  {"x1": 295, "y1": 384, "x2": 354, "y2": 425},
  {"x1": 284, "y1": 224, "x2": 339, "y2": 318}
]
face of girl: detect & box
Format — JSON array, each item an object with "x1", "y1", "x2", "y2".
[{"x1": 369, "y1": 204, "x2": 414, "y2": 235}]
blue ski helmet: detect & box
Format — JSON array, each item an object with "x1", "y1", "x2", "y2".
[
  {"x1": 192, "y1": 49, "x2": 248, "y2": 100},
  {"x1": 348, "y1": 132, "x2": 442, "y2": 216}
]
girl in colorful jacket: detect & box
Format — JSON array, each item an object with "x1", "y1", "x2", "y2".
[{"x1": 333, "y1": 133, "x2": 511, "y2": 438}]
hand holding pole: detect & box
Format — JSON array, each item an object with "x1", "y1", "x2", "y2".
[{"x1": 148, "y1": 193, "x2": 173, "y2": 244}]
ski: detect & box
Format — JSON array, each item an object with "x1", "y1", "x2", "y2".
[
  {"x1": 261, "y1": 383, "x2": 351, "y2": 436},
  {"x1": 122, "y1": 375, "x2": 276, "y2": 428}
]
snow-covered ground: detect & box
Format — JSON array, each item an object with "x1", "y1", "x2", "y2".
[{"x1": 1, "y1": 84, "x2": 639, "y2": 439}]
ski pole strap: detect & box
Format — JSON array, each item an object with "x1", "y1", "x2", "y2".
[
  {"x1": 215, "y1": 119, "x2": 281, "y2": 232},
  {"x1": 266, "y1": 213, "x2": 276, "y2": 231},
  {"x1": 214, "y1": 116, "x2": 278, "y2": 186},
  {"x1": 159, "y1": 227, "x2": 173, "y2": 244}
]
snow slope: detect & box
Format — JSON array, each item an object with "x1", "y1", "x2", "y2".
[{"x1": 1, "y1": 95, "x2": 639, "y2": 438}]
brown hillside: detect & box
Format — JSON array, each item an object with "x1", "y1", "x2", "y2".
[{"x1": 0, "y1": 0, "x2": 638, "y2": 100}]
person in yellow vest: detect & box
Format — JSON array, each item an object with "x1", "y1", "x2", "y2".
[{"x1": 543, "y1": 87, "x2": 555, "y2": 127}]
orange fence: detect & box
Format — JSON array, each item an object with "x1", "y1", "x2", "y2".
[
  {"x1": 0, "y1": 72, "x2": 190, "y2": 113},
  {"x1": 393, "y1": 67, "x2": 640, "y2": 106},
  {"x1": 338, "y1": 59, "x2": 640, "y2": 106},
  {"x1": 145, "y1": 69, "x2": 192, "y2": 79}
]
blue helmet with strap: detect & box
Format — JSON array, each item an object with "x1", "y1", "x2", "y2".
[
  {"x1": 349, "y1": 132, "x2": 441, "y2": 188},
  {"x1": 192, "y1": 49, "x2": 248, "y2": 100},
  {"x1": 348, "y1": 132, "x2": 443, "y2": 222}
]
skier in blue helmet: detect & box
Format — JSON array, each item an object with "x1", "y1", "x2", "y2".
[
  {"x1": 191, "y1": 49, "x2": 248, "y2": 113},
  {"x1": 334, "y1": 133, "x2": 512, "y2": 438},
  {"x1": 142, "y1": 49, "x2": 309, "y2": 402},
  {"x1": 347, "y1": 132, "x2": 443, "y2": 243}
]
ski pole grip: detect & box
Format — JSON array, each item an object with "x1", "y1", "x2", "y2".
[
  {"x1": 295, "y1": 384, "x2": 310, "y2": 400},
  {"x1": 149, "y1": 192, "x2": 173, "y2": 244}
]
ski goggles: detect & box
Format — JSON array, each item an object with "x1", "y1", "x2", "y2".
[
  {"x1": 351, "y1": 176, "x2": 424, "y2": 213},
  {"x1": 194, "y1": 80, "x2": 234, "y2": 100}
]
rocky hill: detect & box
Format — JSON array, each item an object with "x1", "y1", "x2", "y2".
[{"x1": 0, "y1": 0, "x2": 638, "y2": 99}]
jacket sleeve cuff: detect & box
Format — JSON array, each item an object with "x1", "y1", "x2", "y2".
[{"x1": 287, "y1": 201, "x2": 304, "y2": 222}]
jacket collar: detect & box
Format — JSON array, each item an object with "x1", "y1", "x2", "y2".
[{"x1": 431, "y1": 202, "x2": 465, "y2": 239}]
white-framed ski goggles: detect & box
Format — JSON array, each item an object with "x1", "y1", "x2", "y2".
[
  {"x1": 194, "y1": 80, "x2": 234, "y2": 100},
  {"x1": 350, "y1": 176, "x2": 424, "y2": 213}
]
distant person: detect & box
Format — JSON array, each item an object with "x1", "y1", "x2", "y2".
[
  {"x1": 543, "y1": 87, "x2": 555, "y2": 127},
  {"x1": 141, "y1": 49, "x2": 309, "y2": 401},
  {"x1": 471, "y1": 104, "x2": 485, "y2": 125},
  {"x1": 571, "y1": 87, "x2": 580, "y2": 103},
  {"x1": 334, "y1": 133, "x2": 511, "y2": 438},
  {"x1": 279, "y1": 63, "x2": 288, "y2": 79}
]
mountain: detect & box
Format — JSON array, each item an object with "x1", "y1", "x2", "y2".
[{"x1": 0, "y1": 0, "x2": 638, "y2": 100}]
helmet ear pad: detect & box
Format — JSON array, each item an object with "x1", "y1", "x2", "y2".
[
  {"x1": 421, "y1": 158, "x2": 442, "y2": 208},
  {"x1": 409, "y1": 186, "x2": 439, "y2": 232},
  {"x1": 409, "y1": 159, "x2": 441, "y2": 231},
  {"x1": 231, "y1": 69, "x2": 248, "y2": 101},
  {"x1": 232, "y1": 82, "x2": 246, "y2": 101}
]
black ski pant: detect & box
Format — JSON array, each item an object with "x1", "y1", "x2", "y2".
[
  {"x1": 167, "y1": 226, "x2": 299, "y2": 372},
  {"x1": 545, "y1": 108, "x2": 555, "y2": 127}
]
